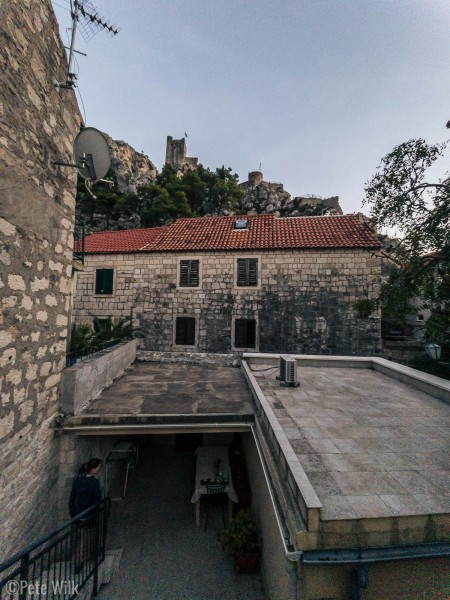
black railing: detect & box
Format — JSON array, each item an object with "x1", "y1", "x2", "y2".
[
  {"x1": 0, "y1": 498, "x2": 111, "y2": 600},
  {"x1": 73, "y1": 218, "x2": 85, "y2": 264}
]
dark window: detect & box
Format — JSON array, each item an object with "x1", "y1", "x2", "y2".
[
  {"x1": 234, "y1": 319, "x2": 256, "y2": 349},
  {"x1": 95, "y1": 269, "x2": 114, "y2": 294},
  {"x1": 179, "y1": 260, "x2": 200, "y2": 287},
  {"x1": 175, "y1": 317, "x2": 196, "y2": 345},
  {"x1": 237, "y1": 258, "x2": 258, "y2": 286}
]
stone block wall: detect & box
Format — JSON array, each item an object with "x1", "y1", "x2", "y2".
[
  {"x1": 0, "y1": 0, "x2": 81, "y2": 558},
  {"x1": 74, "y1": 248, "x2": 381, "y2": 356},
  {"x1": 60, "y1": 339, "x2": 138, "y2": 415}
]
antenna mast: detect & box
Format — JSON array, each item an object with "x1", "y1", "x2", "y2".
[{"x1": 55, "y1": 0, "x2": 119, "y2": 90}]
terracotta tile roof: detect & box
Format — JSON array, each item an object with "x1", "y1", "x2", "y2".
[
  {"x1": 82, "y1": 227, "x2": 166, "y2": 253},
  {"x1": 81, "y1": 215, "x2": 381, "y2": 254},
  {"x1": 142, "y1": 214, "x2": 381, "y2": 252}
]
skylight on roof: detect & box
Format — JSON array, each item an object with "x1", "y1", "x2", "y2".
[{"x1": 234, "y1": 219, "x2": 248, "y2": 230}]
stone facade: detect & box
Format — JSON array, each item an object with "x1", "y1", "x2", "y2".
[
  {"x1": 0, "y1": 0, "x2": 81, "y2": 557},
  {"x1": 73, "y1": 248, "x2": 382, "y2": 356}
]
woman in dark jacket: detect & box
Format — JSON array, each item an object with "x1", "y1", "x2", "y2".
[{"x1": 69, "y1": 458, "x2": 103, "y2": 519}]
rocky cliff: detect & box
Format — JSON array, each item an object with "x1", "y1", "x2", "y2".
[
  {"x1": 240, "y1": 180, "x2": 342, "y2": 217},
  {"x1": 103, "y1": 134, "x2": 158, "y2": 194}
]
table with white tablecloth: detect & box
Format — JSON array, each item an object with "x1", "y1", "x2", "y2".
[{"x1": 191, "y1": 446, "x2": 238, "y2": 526}]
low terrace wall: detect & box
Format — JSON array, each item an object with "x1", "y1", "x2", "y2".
[{"x1": 60, "y1": 339, "x2": 138, "y2": 414}]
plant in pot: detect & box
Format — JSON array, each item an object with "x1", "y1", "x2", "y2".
[{"x1": 220, "y1": 510, "x2": 262, "y2": 573}]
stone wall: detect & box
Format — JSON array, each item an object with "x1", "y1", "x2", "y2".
[
  {"x1": 61, "y1": 339, "x2": 138, "y2": 415},
  {"x1": 73, "y1": 248, "x2": 382, "y2": 356},
  {"x1": 0, "y1": 0, "x2": 81, "y2": 558}
]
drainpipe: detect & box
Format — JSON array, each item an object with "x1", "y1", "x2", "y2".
[
  {"x1": 301, "y1": 543, "x2": 450, "y2": 598},
  {"x1": 250, "y1": 426, "x2": 301, "y2": 599}
]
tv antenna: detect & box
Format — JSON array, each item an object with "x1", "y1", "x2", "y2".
[
  {"x1": 53, "y1": 127, "x2": 112, "y2": 199},
  {"x1": 54, "y1": 0, "x2": 119, "y2": 91}
]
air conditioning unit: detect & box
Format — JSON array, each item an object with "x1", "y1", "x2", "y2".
[{"x1": 276, "y1": 355, "x2": 300, "y2": 387}]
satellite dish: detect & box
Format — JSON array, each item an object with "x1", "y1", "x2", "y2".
[{"x1": 73, "y1": 127, "x2": 110, "y2": 182}]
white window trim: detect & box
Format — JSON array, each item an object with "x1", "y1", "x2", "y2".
[
  {"x1": 176, "y1": 256, "x2": 203, "y2": 289},
  {"x1": 231, "y1": 315, "x2": 259, "y2": 352},
  {"x1": 173, "y1": 315, "x2": 198, "y2": 348},
  {"x1": 92, "y1": 266, "x2": 116, "y2": 297},
  {"x1": 234, "y1": 255, "x2": 261, "y2": 290}
]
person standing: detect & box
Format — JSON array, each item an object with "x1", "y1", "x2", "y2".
[{"x1": 69, "y1": 458, "x2": 103, "y2": 519}]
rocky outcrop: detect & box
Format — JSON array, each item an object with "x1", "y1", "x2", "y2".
[
  {"x1": 103, "y1": 134, "x2": 158, "y2": 194},
  {"x1": 240, "y1": 181, "x2": 343, "y2": 217}
]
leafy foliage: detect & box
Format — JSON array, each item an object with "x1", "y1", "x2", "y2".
[
  {"x1": 363, "y1": 139, "x2": 450, "y2": 342},
  {"x1": 220, "y1": 510, "x2": 262, "y2": 555},
  {"x1": 76, "y1": 163, "x2": 244, "y2": 228},
  {"x1": 69, "y1": 316, "x2": 134, "y2": 361}
]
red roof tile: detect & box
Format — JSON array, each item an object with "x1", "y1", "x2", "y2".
[
  {"x1": 143, "y1": 214, "x2": 381, "y2": 251},
  {"x1": 83, "y1": 227, "x2": 166, "y2": 253},
  {"x1": 82, "y1": 215, "x2": 381, "y2": 254}
]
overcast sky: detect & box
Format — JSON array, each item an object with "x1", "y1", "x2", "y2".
[{"x1": 52, "y1": 0, "x2": 450, "y2": 215}]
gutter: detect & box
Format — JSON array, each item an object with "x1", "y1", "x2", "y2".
[
  {"x1": 300, "y1": 542, "x2": 450, "y2": 564},
  {"x1": 250, "y1": 425, "x2": 302, "y2": 562}
]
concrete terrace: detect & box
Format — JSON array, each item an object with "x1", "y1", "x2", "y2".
[
  {"x1": 64, "y1": 362, "x2": 255, "y2": 431},
  {"x1": 248, "y1": 361, "x2": 450, "y2": 521}
]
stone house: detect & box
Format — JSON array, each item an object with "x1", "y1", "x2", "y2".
[
  {"x1": 0, "y1": 0, "x2": 84, "y2": 557},
  {"x1": 73, "y1": 214, "x2": 382, "y2": 356}
]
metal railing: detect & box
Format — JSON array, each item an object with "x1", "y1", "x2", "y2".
[
  {"x1": 0, "y1": 498, "x2": 111, "y2": 600},
  {"x1": 73, "y1": 218, "x2": 85, "y2": 264}
]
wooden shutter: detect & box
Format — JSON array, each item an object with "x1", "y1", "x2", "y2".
[
  {"x1": 179, "y1": 260, "x2": 199, "y2": 287},
  {"x1": 189, "y1": 260, "x2": 199, "y2": 286},
  {"x1": 95, "y1": 269, "x2": 114, "y2": 294},
  {"x1": 248, "y1": 259, "x2": 258, "y2": 286},
  {"x1": 175, "y1": 317, "x2": 196, "y2": 345},
  {"x1": 237, "y1": 259, "x2": 258, "y2": 286}
]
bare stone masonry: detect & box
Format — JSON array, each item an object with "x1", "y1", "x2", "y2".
[
  {"x1": 73, "y1": 247, "x2": 382, "y2": 356},
  {"x1": 0, "y1": 0, "x2": 81, "y2": 557}
]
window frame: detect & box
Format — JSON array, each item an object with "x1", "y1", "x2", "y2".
[
  {"x1": 177, "y1": 257, "x2": 202, "y2": 289},
  {"x1": 94, "y1": 267, "x2": 115, "y2": 296},
  {"x1": 231, "y1": 316, "x2": 258, "y2": 351},
  {"x1": 234, "y1": 256, "x2": 260, "y2": 289},
  {"x1": 173, "y1": 315, "x2": 198, "y2": 347}
]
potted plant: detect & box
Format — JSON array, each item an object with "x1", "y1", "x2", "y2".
[{"x1": 220, "y1": 510, "x2": 262, "y2": 573}]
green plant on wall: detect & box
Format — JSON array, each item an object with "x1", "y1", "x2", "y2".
[
  {"x1": 353, "y1": 298, "x2": 379, "y2": 319},
  {"x1": 69, "y1": 315, "x2": 134, "y2": 360}
]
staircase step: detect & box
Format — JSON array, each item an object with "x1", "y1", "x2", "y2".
[{"x1": 99, "y1": 548, "x2": 123, "y2": 586}]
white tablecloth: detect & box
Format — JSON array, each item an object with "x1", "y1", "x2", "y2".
[{"x1": 190, "y1": 446, "x2": 238, "y2": 504}]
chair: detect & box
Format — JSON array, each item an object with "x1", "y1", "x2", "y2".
[{"x1": 204, "y1": 484, "x2": 226, "y2": 531}]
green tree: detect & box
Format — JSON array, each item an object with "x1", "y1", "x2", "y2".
[{"x1": 362, "y1": 138, "x2": 450, "y2": 342}]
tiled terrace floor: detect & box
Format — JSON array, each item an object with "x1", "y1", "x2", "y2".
[
  {"x1": 253, "y1": 365, "x2": 450, "y2": 520},
  {"x1": 98, "y1": 441, "x2": 266, "y2": 600}
]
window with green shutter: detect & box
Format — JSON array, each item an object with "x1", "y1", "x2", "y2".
[
  {"x1": 179, "y1": 260, "x2": 200, "y2": 287},
  {"x1": 234, "y1": 319, "x2": 256, "y2": 349},
  {"x1": 175, "y1": 317, "x2": 196, "y2": 345},
  {"x1": 237, "y1": 258, "x2": 258, "y2": 286},
  {"x1": 95, "y1": 268, "x2": 114, "y2": 294}
]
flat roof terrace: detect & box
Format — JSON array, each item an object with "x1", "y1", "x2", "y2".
[
  {"x1": 246, "y1": 359, "x2": 450, "y2": 522},
  {"x1": 64, "y1": 361, "x2": 255, "y2": 432}
]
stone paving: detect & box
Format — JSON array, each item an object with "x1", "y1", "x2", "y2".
[
  {"x1": 82, "y1": 362, "x2": 254, "y2": 418},
  {"x1": 253, "y1": 365, "x2": 450, "y2": 520},
  {"x1": 97, "y1": 442, "x2": 266, "y2": 600}
]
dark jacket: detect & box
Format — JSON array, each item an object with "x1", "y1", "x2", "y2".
[{"x1": 69, "y1": 476, "x2": 102, "y2": 518}]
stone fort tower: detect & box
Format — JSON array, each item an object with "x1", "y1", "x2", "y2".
[{"x1": 165, "y1": 136, "x2": 198, "y2": 174}]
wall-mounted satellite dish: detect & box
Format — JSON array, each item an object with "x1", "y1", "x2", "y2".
[{"x1": 73, "y1": 127, "x2": 110, "y2": 182}]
